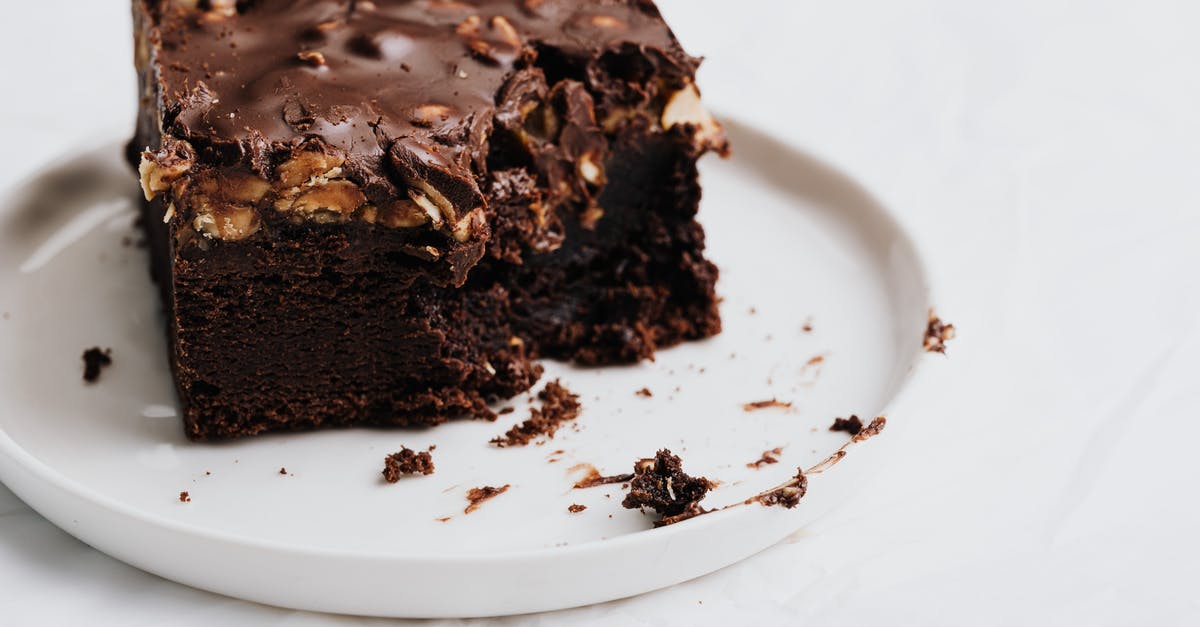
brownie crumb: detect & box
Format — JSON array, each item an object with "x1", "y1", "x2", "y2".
[
  {"x1": 747, "y1": 447, "x2": 784, "y2": 469},
  {"x1": 635, "y1": 387, "x2": 653, "y2": 398},
  {"x1": 647, "y1": 418, "x2": 886, "y2": 526},
  {"x1": 568, "y1": 504, "x2": 587, "y2": 514},
  {"x1": 498, "y1": 407, "x2": 515, "y2": 415},
  {"x1": 572, "y1": 464, "x2": 634, "y2": 489},
  {"x1": 656, "y1": 502, "x2": 712, "y2": 527},
  {"x1": 382, "y1": 447, "x2": 435, "y2": 482},
  {"x1": 491, "y1": 380, "x2": 581, "y2": 447},
  {"x1": 830, "y1": 415, "x2": 864, "y2": 436},
  {"x1": 436, "y1": 516, "x2": 452, "y2": 523},
  {"x1": 278, "y1": 467, "x2": 287, "y2": 475},
  {"x1": 802, "y1": 318, "x2": 814, "y2": 333},
  {"x1": 742, "y1": 399, "x2": 792, "y2": 412},
  {"x1": 924, "y1": 311, "x2": 957, "y2": 353},
  {"x1": 179, "y1": 491, "x2": 191, "y2": 503},
  {"x1": 747, "y1": 468, "x2": 808, "y2": 509},
  {"x1": 81, "y1": 347, "x2": 113, "y2": 383},
  {"x1": 464, "y1": 485, "x2": 510, "y2": 514},
  {"x1": 853, "y1": 416, "x2": 888, "y2": 442},
  {"x1": 621, "y1": 450, "x2": 712, "y2": 520}
]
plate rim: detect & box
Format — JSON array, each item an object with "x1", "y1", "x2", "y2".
[{"x1": 0, "y1": 114, "x2": 942, "y2": 611}]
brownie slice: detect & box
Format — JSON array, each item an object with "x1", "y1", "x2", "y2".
[{"x1": 130, "y1": 0, "x2": 725, "y2": 440}]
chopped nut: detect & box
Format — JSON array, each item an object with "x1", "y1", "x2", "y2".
[
  {"x1": 590, "y1": 15, "x2": 627, "y2": 29},
  {"x1": 661, "y1": 84, "x2": 727, "y2": 151},
  {"x1": 465, "y1": 38, "x2": 496, "y2": 61},
  {"x1": 405, "y1": 178, "x2": 465, "y2": 224},
  {"x1": 579, "y1": 206, "x2": 604, "y2": 231},
  {"x1": 924, "y1": 311, "x2": 957, "y2": 354},
  {"x1": 193, "y1": 170, "x2": 270, "y2": 205},
  {"x1": 206, "y1": 0, "x2": 237, "y2": 15},
  {"x1": 457, "y1": 13, "x2": 521, "y2": 63},
  {"x1": 410, "y1": 104, "x2": 454, "y2": 127},
  {"x1": 286, "y1": 180, "x2": 367, "y2": 220},
  {"x1": 276, "y1": 151, "x2": 346, "y2": 189},
  {"x1": 452, "y1": 207, "x2": 486, "y2": 242},
  {"x1": 193, "y1": 205, "x2": 260, "y2": 240},
  {"x1": 578, "y1": 153, "x2": 605, "y2": 186},
  {"x1": 297, "y1": 50, "x2": 326, "y2": 67},
  {"x1": 491, "y1": 15, "x2": 522, "y2": 49},
  {"x1": 456, "y1": 14, "x2": 482, "y2": 36},
  {"x1": 180, "y1": 170, "x2": 270, "y2": 240},
  {"x1": 357, "y1": 204, "x2": 379, "y2": 224},
  {"x1": 378, "y1": 199, "x2": 430, "y2": 228},
  {"x1": 409, "y1": 189, "x2": 445, "y2": 226},
  {"x1": 138, "y1": 151, "x2": 193, "y2": 201},
  {"x1": 601, "y1": 107, "x2": 643, "y2": 134}
]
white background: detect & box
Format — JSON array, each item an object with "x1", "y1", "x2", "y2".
[{"x1": 3, "y1": 0, "x2": 1199, "y2": 624}]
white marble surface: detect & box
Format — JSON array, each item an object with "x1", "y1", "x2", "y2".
[{"x1": 2, "y1": 0, "x2": 1198, "y2": 624}]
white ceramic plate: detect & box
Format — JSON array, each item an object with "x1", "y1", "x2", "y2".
[{"x1": 0, "y1": 120, "x2": 933, "y2": 618}]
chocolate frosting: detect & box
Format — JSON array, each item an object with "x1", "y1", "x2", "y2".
[{"x1": 144, "y1": 0, "x2": 699, "y2": 208}]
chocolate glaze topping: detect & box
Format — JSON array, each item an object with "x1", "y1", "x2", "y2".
[
  {"x1": 155, "y1": 0, "x2": 690, "y2": 147},
  {"x1": 138, "y1": 1, "x2": 711, "y2": 245}
]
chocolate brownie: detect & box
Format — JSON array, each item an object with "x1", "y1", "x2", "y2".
[
  {"x1": 382, "y1": 446, "x2": 435, "y2": 481},
  {"x1": 129, "y1": 0, "x2": 725, "y2": 440},
  {"x1": 81, "y1": 347, "x2": 113, "y2": 383},
  {"x1": 621, "y1": 449, "x2": 711, "y2": 517},
  {"x1": 829, "y1": 415, "x2": 864, "y2": 435},
  {"x1": 490, "y1": 379, "x2": 580, "y2": 447}
]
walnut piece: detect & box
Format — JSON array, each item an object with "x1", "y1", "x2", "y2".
[
  {"x1": 287, "y1": 180, "x2": 367, "y2": 223},
  {"x1": 590, "y1": 15, "x2": 627, "y2": 29},
  {"x1": 193, "y1": 206, "x2": 260, "y2": 240},
  {"x1": 192, "y1": 170, "x2": 270, "y2": 205},
  {"x1": 579, "y1": 206, "x2": 604, "y2": 231},
  {"x1": 491, "y1": 15, "x2": 522, "y2": 49},
  {"x1": 578, "y1": 153, "x2": 605, "y2": 186},
  {"x1": 408, "y1": 189, "x2": 446, "y2": 227},
  {"x1": 138, "y1": 151, "x2": 193, "y2": 201},
  {"x1": 297, "y1": 50, "x2": 327, "y2": 67},
  {"x1": 276, "y1": 151, "x2": 346, "y2": 189},
  {"x1": 410, "y1": 104, "x2": 454, "y2": 127},
  {"x1": 661, "y1": 84, "x2": 727, "y2": 152},
  {"x1": 451, "y1": 207, "x2": 486, "y2": 242},
  {"x1": 377, "y1": 199, "x2": 431, "y2": 228}
]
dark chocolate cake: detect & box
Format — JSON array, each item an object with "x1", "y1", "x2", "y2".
[{"x1": 129, "y1": 0, "x2": 726, "y2": 440}]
